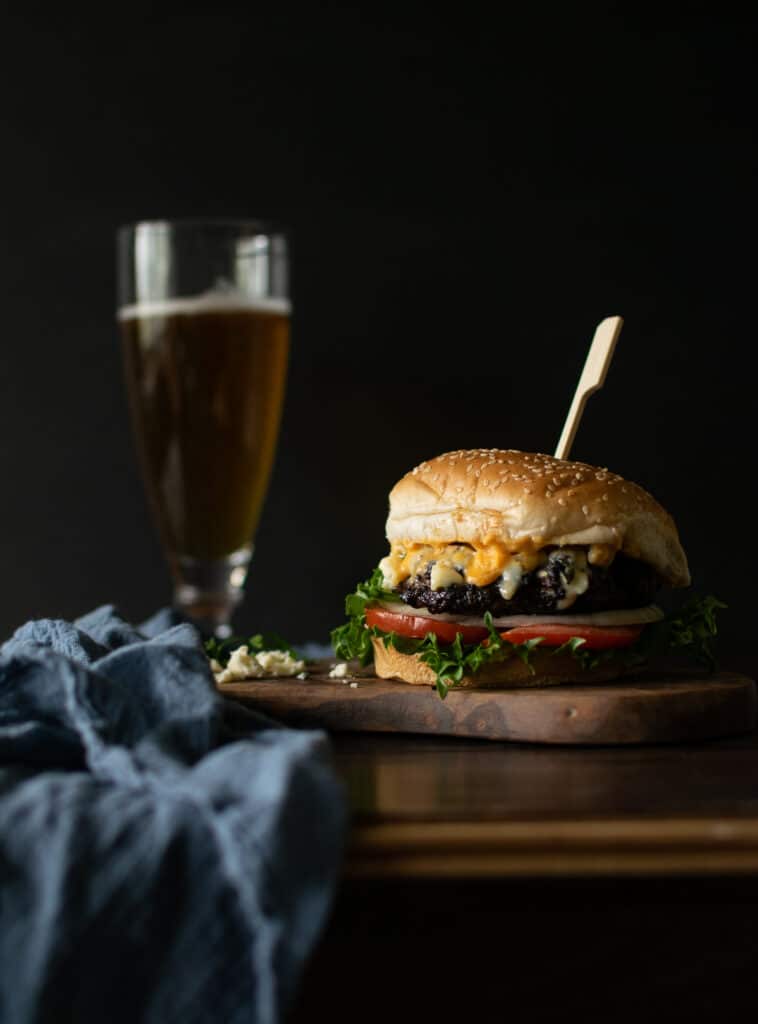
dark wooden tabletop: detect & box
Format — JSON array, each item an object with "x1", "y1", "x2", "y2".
[
  {"x1": 290, "y1": 661, "x2": 758, "y2": 1023},
  {"x1": 333, "y1": 727, "x2": 758, "y2": 877}
]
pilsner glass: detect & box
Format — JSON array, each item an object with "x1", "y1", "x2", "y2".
[{"x1": 117, "y1": 220, "x2": 290, "y2": 636}]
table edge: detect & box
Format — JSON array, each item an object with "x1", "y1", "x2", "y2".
[{"x1": 345, "y1": 816, "x2": 758, "y2": 878}]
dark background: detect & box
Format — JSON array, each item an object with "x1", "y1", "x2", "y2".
[{"x1": 0, "y1": 9, "x2": 754, "y2": 651}]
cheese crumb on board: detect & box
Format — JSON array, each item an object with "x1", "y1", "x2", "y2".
[
  {"x1": 328, "y1": 662, "x2": 350, "y2": 679},
  {"x1": 214, "y1": 646, "x2": 305, "y2": 684}
]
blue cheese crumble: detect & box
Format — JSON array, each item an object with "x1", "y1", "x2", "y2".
[{"x1": 213, "y1": 646, "x2": 305, "y2": 684}]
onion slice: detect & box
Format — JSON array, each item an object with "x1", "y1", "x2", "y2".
[{"x1": 374, "y1": 599, "x2": 664, "y2": 628}]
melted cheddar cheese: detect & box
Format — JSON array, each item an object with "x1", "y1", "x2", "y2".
[
  {"x1": 380, "y1": 541, "x2": 528, "y2": 590},
  {"x1": 379, "y1": 540, "x2": 619, "y2": 609}
]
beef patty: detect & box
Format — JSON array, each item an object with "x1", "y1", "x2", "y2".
[{"x1": 398, "y1": 549, "x2": 660, "y2": 617}]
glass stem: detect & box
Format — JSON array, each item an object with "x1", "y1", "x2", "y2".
[{"x1": 172, "y1": 546, "x2": 252, "y2": 638}]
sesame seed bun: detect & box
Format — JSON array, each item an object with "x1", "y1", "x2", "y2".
[
  {"x1": 371, "y1": 636, "x2": 629, "y2": 688},
  {"x1": 386, "y1": 449, "x2": 690, "y2": 587}
]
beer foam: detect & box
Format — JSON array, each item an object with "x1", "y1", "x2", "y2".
[{"x1": 118, "y1": 291, "x2": 291, "y2": 320}]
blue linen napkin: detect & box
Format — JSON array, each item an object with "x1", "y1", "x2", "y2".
[{"x1": 0, "y1": 605, "x2": 347, "y2": 1024}]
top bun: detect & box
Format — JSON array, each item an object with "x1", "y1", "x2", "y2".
[{"x1": 386, "y1": 449, "x2": 690, "y2": 587}]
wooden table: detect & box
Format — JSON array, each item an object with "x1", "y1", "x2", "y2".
[
  {"x1": 289, "y1": 674, "x2": 758, "y2": 1023},
  {"x1": 338, "y1": 730, "x2": 758, "y2": 878}
]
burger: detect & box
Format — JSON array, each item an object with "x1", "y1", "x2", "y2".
[{"x1": 331, "y1": 449, "x2": 722, "y2": 697}]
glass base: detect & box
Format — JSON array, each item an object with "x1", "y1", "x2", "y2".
[{"x1": 172, "y1": 546, "x2": 252, "y2": 638}]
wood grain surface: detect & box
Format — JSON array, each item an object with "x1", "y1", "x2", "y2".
[
  {"x1": 331, "y1": 727, "x2": 758, "y2": 877},
  {"x1": 219, "y1": 663, "x2": 757, "y2": 745}
]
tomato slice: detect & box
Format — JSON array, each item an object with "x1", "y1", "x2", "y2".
[
  {"x1": 365, "y1": 607, "x2": 490, "y2": 645},
  {"x1": 500, "y1": 623, "x2": 642, "y2": 649}
]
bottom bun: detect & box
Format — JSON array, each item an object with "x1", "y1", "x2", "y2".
[{"x1": 371, "y1": 636, "x2": 629, "y2": 689}]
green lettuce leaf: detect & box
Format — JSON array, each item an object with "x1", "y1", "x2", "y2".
[
  {"x1": 330, "y1": 567, "x2": 398, "y2": 664},
  {"x1": 622, "y1": 594, "x2": 726, "y2": 670}
]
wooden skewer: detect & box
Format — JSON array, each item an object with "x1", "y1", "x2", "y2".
[{"x1": 553, "y1": 315, "x2": 624, "y2": 461}]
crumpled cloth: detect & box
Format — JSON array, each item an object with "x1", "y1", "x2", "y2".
[{"x1": 0, "y1": 605, "x2": 347, "y2": 1024}]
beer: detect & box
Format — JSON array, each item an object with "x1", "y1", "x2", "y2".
[{"x1": 119, "y1": 295, "x2": 290, "y2": 562}]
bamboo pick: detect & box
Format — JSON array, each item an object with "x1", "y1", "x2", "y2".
[{"x1": 554, "y1": 316, "x2": 624, "y2": 461}]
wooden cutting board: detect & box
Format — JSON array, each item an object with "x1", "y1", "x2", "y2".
[{"x1": 218, "y1": 662, "x2": 757, "y2": 745}]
